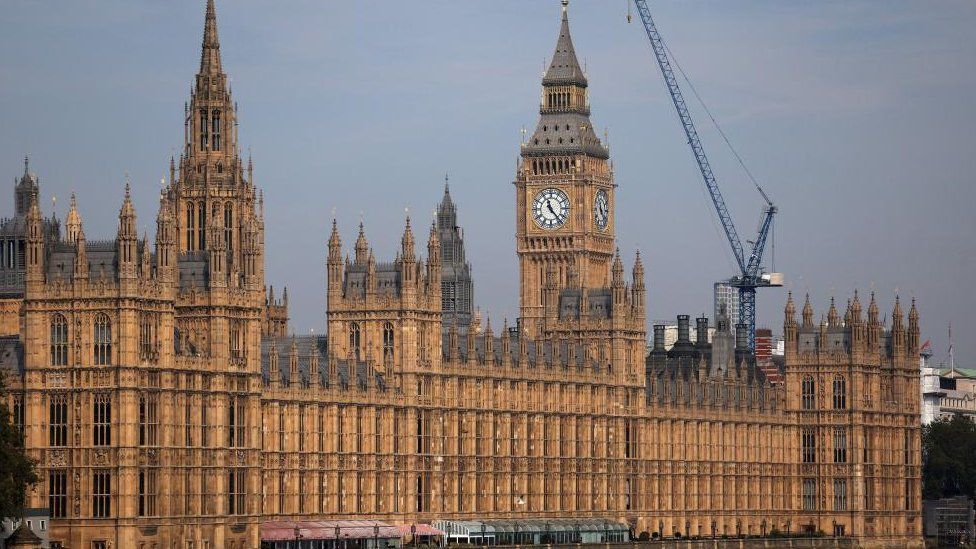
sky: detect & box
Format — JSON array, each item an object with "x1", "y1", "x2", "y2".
[{"x1": 2, "y1": 1, "x2": 974, "y2": 364}]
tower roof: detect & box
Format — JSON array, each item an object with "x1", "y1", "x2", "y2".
[
  {"x1": 522, "y1": 2, "x2": 607, "y2": 160},
  {"x1": 437, "y1": 175, "x2": 457, "y2": 230},
  {"x1": 543, "y1": 2, "x2": 587, "y2": 87},
  {"x1": 200, "y1": 0, "x2": 222, "y2": 75}
]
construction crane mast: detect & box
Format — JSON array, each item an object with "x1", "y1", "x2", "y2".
[{"x1": 630, "y1": 0, "x2": 781, "y2": 351}]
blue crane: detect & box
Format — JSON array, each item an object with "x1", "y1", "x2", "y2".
[{"x1": 630, "y1": 0, "x2": 781, "y2": 351}]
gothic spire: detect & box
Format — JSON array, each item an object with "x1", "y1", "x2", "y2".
[
  {"x1": 892, "y1": 295, "x2": 904, "y2": 330},
  {"x1": 632, "y1": 249, "x2": 644, "y2": 286},
  {"x1": 66, "y1": 193, "x2": 82, "y2": 244},
  {"x1": 354, "y1": 222, "x2": 369, "y2": 264},
  {"x1": 827, "y1": 297, "x2": 839, "y2": 327},
  {"x1": 401, "y1": 216, "x2": 415, "y2": 260},
  {"x1": 611, "y1": 247, "x2": 623, "y2": 284},
  {"x1": 200, "y1": 0, "x2": 222, "y2": 75},
  {"x1": 543, "y1": 1, "x2": 586, "y2": 87},
  {"x1": 328, "y1": 218, "x2": 341, "y2": 261},
  {"x1": 522, "y1": 1, "x2": 607, "y2": 160},
  {"x1": 868, "y1": 291, "x2": 879, "y2": 324},
  {"x1": 801, "y1": 293, "x2": 813, "y2": 328}
]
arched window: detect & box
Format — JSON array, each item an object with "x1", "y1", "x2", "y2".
[
  {"x1": 383, "y1": 322, "x2": 394, "y2": 366},
  {"x1": 801, "y1": 428, "x2": 816, "y2": 464},
  {"x1": 197, "y1": 201, "x2": 206, "y2": 250},
  {"x1": 94, "y1": 314, "x2": 112, "y2": 366},
  {"x1": 224, "y1": 203, "x2": 234, "y2": 252},
  {"x1": 185, "y1": 202, "x2": 195, "y2": 250},
  {"x1": 833, "y1": 376, "x2": 847, "y2": 409},
  {"x1": 211, "y1": 110, "x2": 221, "y2": 151},
  {"x1": 199, "y1": 109, "x2": 208, "y2": 151},
  {"x1": 50, "y1": 314, "x2": 68, "y2": 366},
  {"x1": 801, "y1": 376, "x2": 815, "y2": 410},
  {"x1": 349, "y1": 323, "x2": 361, "y2": 361}
]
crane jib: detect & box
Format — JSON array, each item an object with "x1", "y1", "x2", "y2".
[{"x1": 632, "y1": 0, "x2": 778, "y2": 351}]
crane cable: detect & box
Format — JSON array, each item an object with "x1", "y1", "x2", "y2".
[{"x1": 656, "y1": 29, "x2": 773, "y2": 207}]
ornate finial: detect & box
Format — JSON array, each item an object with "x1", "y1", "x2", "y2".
[
  {"x1": 23, "y1": 155, "x2": 29, "y2": 174},
  {"x1": 562, "y1": 0, "x2": 569, "y2": 13}
]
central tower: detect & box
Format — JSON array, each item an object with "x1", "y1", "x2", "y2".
[{"x1": 515, "y1": 2, "x2": 614, "y2": 337}]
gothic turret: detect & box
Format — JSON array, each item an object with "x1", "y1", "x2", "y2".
[
  {"x1": 328, "y1": 219, "x2": 342, "y2": 295},
  {"x1": 117, "y1": 183, "x2": 138, "y2": 280},
  {"x1": 400, "y1": 217, "x2": 416, "y2": 287},
  {"x1": 632, "y1": 250, "x2": 645, "y2": 314},
  {"x1": 426, "y1": 219, "x2": 441, "y2": 291},
  {"x1": 436, "y1": 179, "x2": 474, "y2": 331},
  {"x1": 908, "y1": 298, "x2": 920, "y2": 354},
  {"x1": 155, "y1": 195, "x2": 176, "y2": 278},
  {"x1": 801, "y1": 293, "x2": 813, "y2": 329},
  {"x1": 891, "y1": 296, "x2": 905, "y2": 354},
  {"x1": 867, "y1": 291, "x2": 881, "y2": 347},
  {"x1": 355, "y1": 223, "x2": 369, "y2": 264},
  {"x1": 65, "y1": 193, "x2": 82, "y2": 244},
  {"x1": 24, "y1": 194, "x2": 44, "y2": 283},
  {"x1": 15, "y1": 156, "x2": 39, "y2": 216},
  {"x1": 827, "y1": 297, "x2": 839, "y2": 328},
  {"x1": 784, "y1": 291, "x2": 797, "y2": 344}
]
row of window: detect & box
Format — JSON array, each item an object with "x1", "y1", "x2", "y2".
[
  {"x1": 348, "y1": 322, "x2": 395, "y2": 364},
  {"x1": 48, "y1": 393, "x2": 159, "y2": 447},
  {"x1": 198, "y1": 109, "x2": 223, "y2": 152},
  {"x1": 800, "y1": 375, "x2": 847, "y2": 410},
  {"x1": 49, "y1": 467, "x2": 245, "y2": 519},
  {"x1": 49, "y1": 312, "x2": 181, "y2": 366},
  {"x1": 184, "y1": 200, "x2": 234, "y2": 252},
  {"x1": 801, "y1": 478, "x2": 848, "y2": 511},
  {"x1": 801, "y1": 427, "x2": 849, "y2": 464}
]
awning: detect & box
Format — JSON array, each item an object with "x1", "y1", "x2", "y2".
[{"x1": 394, "y1": 524, "x2": 445, "y2": 537}]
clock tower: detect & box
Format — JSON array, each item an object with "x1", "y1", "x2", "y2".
[{"x1": 515, "y1": 1, "x2": 614, "y2": 337}]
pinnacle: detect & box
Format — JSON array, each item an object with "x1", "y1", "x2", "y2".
[{"x1": 199, "y1": 0, "x2": 223, "y2": 75}]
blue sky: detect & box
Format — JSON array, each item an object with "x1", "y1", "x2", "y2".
[{"x1": 2, "y1": 1, "x2": 974, "y2": 363}]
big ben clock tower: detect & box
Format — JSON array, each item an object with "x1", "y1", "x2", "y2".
[{"x1": 516, "y1": 1, "x2": 615, "y2": 337}]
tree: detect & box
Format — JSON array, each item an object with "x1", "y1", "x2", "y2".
[
  {"x1": 922, "y1": 414, "x2": 976, "y2": 500},
  {"x1": 0, "y1": 371, "x2": 37, "y2": 518}
]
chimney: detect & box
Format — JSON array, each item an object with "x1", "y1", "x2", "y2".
[
  {"x1": 676, "y1": 315, "x2": 691, "y2": 344},
  {"x1": 652, "y1": 325, "x2": 666, "y2": 353},
  {"x1": 696, "y1": 317, "x2": 709, "y2": 346}
]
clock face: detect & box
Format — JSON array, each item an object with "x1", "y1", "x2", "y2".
[
  {"x1": 594, "y1": 189, "x2": 609, "y2": 230},
  {"x1": 532, "y1": 187, "x2": 570, "y2": 229}
]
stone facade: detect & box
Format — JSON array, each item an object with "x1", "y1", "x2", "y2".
[{"x1": 0, "y1": 2, "x2": 922, "y2": 548}]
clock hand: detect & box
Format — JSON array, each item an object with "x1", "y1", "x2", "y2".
[{"x1": 546, "y1": 200, "x2": 557, "y2": 217}]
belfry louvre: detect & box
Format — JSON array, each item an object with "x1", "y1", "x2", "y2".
[{"x1": 0, "y1": 2, "x2": 921, "y2": 548}]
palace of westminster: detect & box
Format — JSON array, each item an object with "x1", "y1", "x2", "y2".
[{"x1": 0, "y1": 2, "x2": 923, "y2": 548}]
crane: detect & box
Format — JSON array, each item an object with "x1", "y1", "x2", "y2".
[{"x1": 629, "y1": 0, "x2": 781, "y2": 351}]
